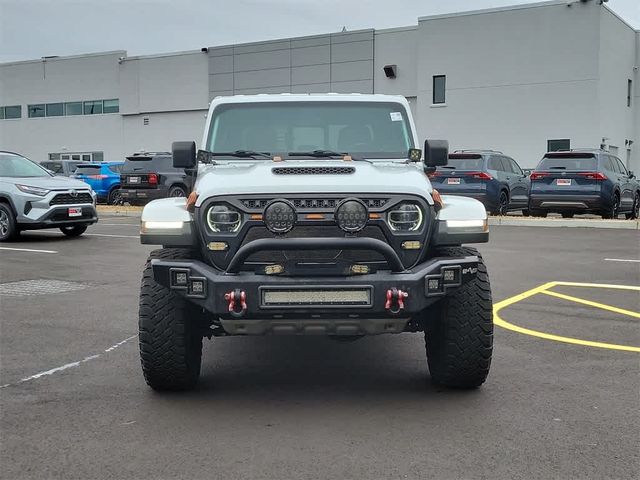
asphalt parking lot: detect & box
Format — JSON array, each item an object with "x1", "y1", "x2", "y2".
[{"x1": 1, "y1": 219, "x2": 638, "y2": 480}]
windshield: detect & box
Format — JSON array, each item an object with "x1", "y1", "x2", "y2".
[
  {"x1": 445, "y1": 156, "x2": 484, "y2": 170},
  {"x1": 207, "y1": 102, "x2": 414, "y2": 159},
  {"x1": 537, "y1": 155, "x2": 597, "y2": 171},
  {"x1": 0, "y1": 153, "x2": 52, "y2": 178},
  {"x1": 75, "y1": 165, "x2": 102, "y2": 175}
]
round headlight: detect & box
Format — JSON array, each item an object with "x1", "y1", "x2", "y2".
[
  {"x1": 388, "y1": 203, "x2": 423, "y2": 232},
  {"x1": 264, "y1": 200, "x2": 296, "y2": 234},
  {"x1": 335, "y1": 198, "x2": 368, "y2": 233},
  {"x1": 207, "y1": 204, "x2": 242, "y2": 233}
]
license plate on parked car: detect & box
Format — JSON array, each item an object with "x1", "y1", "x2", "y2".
[
  {"x1": 129, "y1": 176, "x2": 140, "y2": 184},
  {"x1": 556, "y1": 178, "x2": 572, "y2": 186},
  {"x1": 447, "y1": 178, "x2": 461, "y2": 185},
  {"x1": 68, "y1": 207, "x2": 82, "y2": 217}
]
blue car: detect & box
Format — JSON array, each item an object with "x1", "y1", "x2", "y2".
[
  {"x1": 74, "y1": 162, "x2": 124, "y2": 204},
  {"x1": 429, "y1": 150, "x2": 530, "y2": 215},
  {"x1": 529, "y1": 149, "x2": 640, "y2": 219}
]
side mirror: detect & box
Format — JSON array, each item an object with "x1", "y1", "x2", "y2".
[
  {"x1": 629, "y1": 170, "x2": 635, "y2": 179},
  {"x1": 423, "y1": 139, "x2": 449, "y2": 173},
  {"x1": 172, "y1": 141, "x2": 196, "y2": 169}
]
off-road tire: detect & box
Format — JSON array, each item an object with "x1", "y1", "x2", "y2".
[
  {"x1": 60, "y1": 225, "x2": 87, "y2": 237},
  {"x1": 425, "y1": 246, "x2": 493, "y2": 388},
  {"x1": 139, "y1": 248, "x2": 203, "y2": 391}
]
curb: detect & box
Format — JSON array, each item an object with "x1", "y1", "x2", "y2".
[
  {"x1": 489, "y1": 217, "x2": 639, "y2": 230},
  {"x1": 95, "y1": 206, "x2": 638, "y2": 229}
]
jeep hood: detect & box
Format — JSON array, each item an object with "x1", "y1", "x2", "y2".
[{"x1": 194, "y1": 160, "x2": 433, "y2": 206}]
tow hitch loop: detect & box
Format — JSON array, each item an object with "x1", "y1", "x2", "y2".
[
  {"x1": 225, "y1": 289, "x2": 247, "y2": 318},
  {"x1": 385, "y1": 288, "x2": 408, "y2": 315}
]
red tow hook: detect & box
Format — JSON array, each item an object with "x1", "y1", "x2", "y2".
[
  {"x1": 224, "y1": 289, "x2": 247, "y2": 318},
  {"x1": 385, "y1": 288, "x2": 408, "y2": 315}
]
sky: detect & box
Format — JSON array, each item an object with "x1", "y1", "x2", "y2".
[{"x1": 1, "y1": 0, "x2": 638, "y2": 63}]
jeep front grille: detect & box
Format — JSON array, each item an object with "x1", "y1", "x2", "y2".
[
  {"x1": 50, "y1": 193, "x2": 93, "y2": 205},
  {"x1": 239, "y1": 197, "x2": 389, "y2": 211}
]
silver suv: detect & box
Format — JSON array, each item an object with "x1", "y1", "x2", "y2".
[{"x1": 0, "y1": 151, "x2": 98, "y2": 241}]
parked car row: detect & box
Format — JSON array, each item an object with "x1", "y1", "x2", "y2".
[
  {"x1": 38, "y1": 152, "x2": 189, "y2": 205},
  {"x1": 430, "y1": 148, "x2": 639, "y2": 219}
]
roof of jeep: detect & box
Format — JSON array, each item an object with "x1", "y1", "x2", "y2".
[{"x1": 209, "y1": 93, "x2": 409, "y2": 105}]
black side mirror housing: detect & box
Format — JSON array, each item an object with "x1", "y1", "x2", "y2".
[
  {"x1": 172, "y1": 141, "x2": 196, "y2": 169},
  {"x1": 423, "y1": 139, "x2": 449, "y2": 173},
  {"x1": 629, "y1": 170, "x2": 635, "y2": 179}
]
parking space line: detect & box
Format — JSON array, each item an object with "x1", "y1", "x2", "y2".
[
  {"x1": 540, "y1": 290, "x2": 640, "y2": 319},
  {"x1": 494, "y1": 281, "x2": 640, "y2": 353},
  {"x1": 604, "y1": 258, "x2": 640, "y2": 263},
  {"x1": 0, "y1": 335, "x2": 136, "y2": 389},
  {"x1": 84, "y1": 233, "x2": 139, "y2": 238},
  {"x1": 0, "y1": 246, "x2": 58, "y2": 254}
]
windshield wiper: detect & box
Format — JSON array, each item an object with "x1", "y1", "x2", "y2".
[
  {"x1": 209, "y1": 150, "x2": 272, "y2": 159},
  {"x1": 287, "y1": 150, "x2": 372, "y2": 163},
  {"x1": 549, "y1": 166, "x2": 567, "y2": 170}
]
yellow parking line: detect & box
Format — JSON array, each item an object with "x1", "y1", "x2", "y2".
[
  {"x1": 493, "y1": 282, "x2": 640, "y2": 353},
  {"x1": 540, "y1": 290, "x2": 640, "y2": 319},
  {"x1": 553, "y1": 281, "x2": 640, "y2": 291}
]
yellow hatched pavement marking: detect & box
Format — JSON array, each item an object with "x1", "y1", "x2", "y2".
[{"x1": 493, "y1": 281, "x2": 640, "y2": 353}]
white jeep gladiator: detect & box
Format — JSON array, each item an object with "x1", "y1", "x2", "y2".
[{"x1": 138, "y1": 94, "x2": 493, "y2": 391}]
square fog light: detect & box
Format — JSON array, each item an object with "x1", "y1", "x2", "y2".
[
  {"x1": 426, "y1": 276, "x2": 443, "y2": 296},
  {"x1": 169, "y1": 268, "x2": 190, "y2": 289},
  {"x1": 441, "y1": 266, "x2": 461, "y2": 286},
  {"x1": 188, "y1": 277, "x2": 207, "y2": 298}
]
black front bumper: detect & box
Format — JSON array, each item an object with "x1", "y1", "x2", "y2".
[{"x1": 151, "y1": 247, "x2": 480, "y2": 335}]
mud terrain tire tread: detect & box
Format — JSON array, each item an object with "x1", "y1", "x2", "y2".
[
  {"x1": 425, "y1": 246, "x2": 493, "y2": 388},
  {"x1": 139, "y1": 248, "x2": 203, "y2": 391}
]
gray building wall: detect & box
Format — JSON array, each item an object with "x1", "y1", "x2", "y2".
[
  {"x1": 416, "y1": 1, "x2": 602, "y2": 167},
  {"x1": 208, "y1": 30, "x2": 374, "y2": 98},
  {"x1": 597, "y1": 8, "x2": 637, "y2": 168}
]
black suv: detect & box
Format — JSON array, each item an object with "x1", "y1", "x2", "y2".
[{"x1": 119, "y1": 152, "x2": 189, "y2": 205}]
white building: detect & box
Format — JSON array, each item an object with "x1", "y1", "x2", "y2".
[{"x1": 1, "y1": 0, "x2": 638, "y2": 170}]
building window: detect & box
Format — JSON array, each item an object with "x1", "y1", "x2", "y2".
[
  {"x1": 2, "y1": 105, "x2": 22, "y2": 119},
  {"x1": 83, "y1": 100, "x2": 103, "y2": 115},
  {"x1": 65, "y1": 102, "x2": 83, "y2": 115},
  {"x1": 628, "y1": 79, "x2": 632, "y2": 107},
  {"x1": 103, "y1": 99, "x2": 119, "y2": 113},
  {"x1": 547, "y1": 139, "x2": 570, "y2": 152},
  {"x1": 46, "y1": 103, "x2": 64, "y2": 117},
  {"x1": 433, "y1": 75, "x2": 446, "y2": 104},
  {"x1": 28, "y1": 104, "x2": 45, "y2": 118}
]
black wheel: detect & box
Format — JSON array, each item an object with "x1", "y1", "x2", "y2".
[
  {"x1": 529, "y1": 209, "x2": 547, "y2": 218},
  {"x1": 601, "y1": 193, "x2": 620, "y2": 219},
  {"x1": 625, "y1": 192, "x2": 639, "y2": 220},
  {"x1": 139, "y1": 248, "x2": 204, "y2": 391},
  {"x1": 561, "y1": 212, "x2": 574, "y2": 219},
  {"x1": 0, "y1": 203, "x2": 18, "y2": 242},
  {"x1": 168, "y1": 185, "x2": 187, "y2": 198},
  {"x1": 493, "y1": 191, "x2": 509, "y2": 216},
  {"x1": 521, "y1": 209, "x2": 530, "y2": 217},
  {"x1": 424, "y1": 247, "x2": 493, "y2": 388},
  {"x1": 59, "y1": 225, "x2": 87, "y2": 237},
  {"x1": 108, "y1": 187, "x2": 122, "y2": 205}
]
